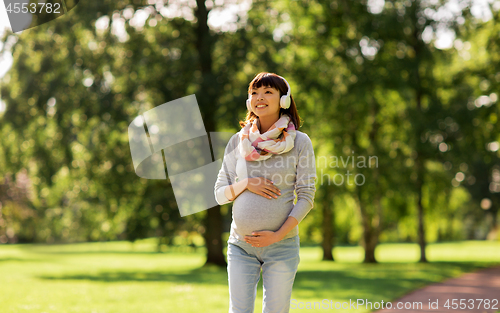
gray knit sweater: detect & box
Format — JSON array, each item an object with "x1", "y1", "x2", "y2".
[{"x1": 214, "y1": 130, "x2": 317, "y2": 241}]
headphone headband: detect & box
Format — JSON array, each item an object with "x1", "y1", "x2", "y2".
[{"x1": 277, "y1": 75, "x2": 291, "y2": 98}]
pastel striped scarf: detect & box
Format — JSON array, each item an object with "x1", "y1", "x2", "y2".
[{"x1": 239, "y1": 114, "x2": 296, "y2": 161}]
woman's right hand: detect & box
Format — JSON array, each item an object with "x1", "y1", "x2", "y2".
[{"x1": 246, "y1": 177, "x2": 281, "y2": 199}]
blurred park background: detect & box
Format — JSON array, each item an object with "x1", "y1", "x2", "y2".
[{"x1": 1, "y1": 0, "x2": 500, "y2": 310}]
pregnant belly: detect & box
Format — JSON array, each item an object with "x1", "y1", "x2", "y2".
[{"x1": 232, "y1": 190, "x2": 293, "y2": 235}]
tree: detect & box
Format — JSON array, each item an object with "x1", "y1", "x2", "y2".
[{"x1": 440, "y1": 4, "x2": 500, "y2": 239}]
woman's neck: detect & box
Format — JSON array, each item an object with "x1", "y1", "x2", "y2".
[{"x1": 257, "y1": 113, "x2": 280, "y2": 133}]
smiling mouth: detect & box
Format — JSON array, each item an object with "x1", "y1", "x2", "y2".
[{"x1": 256, "y1": 104, "x2": 268, "y2": 108}]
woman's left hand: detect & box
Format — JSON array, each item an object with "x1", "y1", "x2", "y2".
[{"x1": 245, "y1": 231, "x2": 282, "y2": 247}]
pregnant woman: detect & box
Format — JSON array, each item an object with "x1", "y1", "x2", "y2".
[{"x1": 214, "y1": 72, "x2": 317, "y2": 313}]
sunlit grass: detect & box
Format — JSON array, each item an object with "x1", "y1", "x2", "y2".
[{"x1": 0, "y1": 240, "x2": 498, "y2": 313}]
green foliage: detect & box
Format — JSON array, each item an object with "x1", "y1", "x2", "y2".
[
  {"x1": 0, "y1": 0, "x2": 499, "y2": 256},
  {"x1": 0, "y1": 1, "x2": 197, "y2": 243}
]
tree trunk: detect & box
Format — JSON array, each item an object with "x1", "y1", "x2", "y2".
[
  {"x1": 321, "y1": 184, "x2": 335, "y2": 261},
  {"x1": 417, "y1": 191, "x2": 427, "y2": 261},
  {"x1": 358, "y1": 99, "x2": 382, "y2": 264},
  {"x1": 412, "y1": 7, "x2": 427, "y2": 262},
  {"x1": 203, "y1": 205, "x2": 227, "y2": 266},
  {"x1": 355, "y1": 190, "x2": 378, "y2": 263},
  {"x1": 415, "y1": 158, "x2": 427, "y2": 262},
  {"x1": 486, "y1": 208, "x2": 499, "y2": 240},
  {"x1": 492, "y1": 208, "x2": 498, "y2": 230},
  {"x1": 362, "y1": 217, "x2": 377, "y2": 263},
  {"x1": 195, "y1": 0, "x2": 226, "y2": 267},
  {"x1": 364, "y1": 236, "x2": 377, "y2": 263}
]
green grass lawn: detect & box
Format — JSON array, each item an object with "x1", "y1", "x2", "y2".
[{"x1": 0, "y1": 240, "x2": 498, "y2": 313}]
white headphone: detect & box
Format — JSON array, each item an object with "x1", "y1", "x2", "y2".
[
  {"x1": 247, "y1": 75, "x2": 292, "y2": 112},
  {"x1": 278, "y1": 75, "x2": 292, "y2": 109}
]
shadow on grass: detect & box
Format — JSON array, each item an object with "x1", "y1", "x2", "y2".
[
  {"x1": 37, "y1": 264, "x2": 228, "y2": 285},
  {"x1": 20, "y1": 246, "x2": 206, "y2": 255},
  {"x1": 0, "y1": 257, "x2": 46, "y2": 263},
  {"x1": 293, "y1": 262, "x2": 492, "y2": 301},
  {"x1": 24, "y1": 250, "x2": 204, "y2": 255},
  {"x1": 36, "y1": 260, "x2": 494, "y2": 303}
]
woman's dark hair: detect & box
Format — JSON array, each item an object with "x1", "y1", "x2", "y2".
[{"x1": 239, "y1": 72, "x2": 302, "y2": 130}]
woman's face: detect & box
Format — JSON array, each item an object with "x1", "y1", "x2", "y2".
[{"x1": 249, "y1": 85, "x2": 281, "y2": 118}]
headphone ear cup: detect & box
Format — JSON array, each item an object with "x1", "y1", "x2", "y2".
[
  {"x1": 280, "y1": 95, "x2": 291, "y2": 109},
  {"x1": 246, "y1": 99, "x2": 252, "y2": 112},
  {"x1": 278, "y1": 75, "x2": 292, "y2": 109}
]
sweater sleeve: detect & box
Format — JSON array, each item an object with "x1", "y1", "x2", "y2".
[
  {"x1": 288, "y1": 133, "x2": 317, "y2": 223},
  {"x1": 214, "y1": 134, "x2": 239, "y2": 205}
]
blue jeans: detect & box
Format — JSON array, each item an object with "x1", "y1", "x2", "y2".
[{"x1": 227, "y1": 235, "x2": 300, "y2": 313}]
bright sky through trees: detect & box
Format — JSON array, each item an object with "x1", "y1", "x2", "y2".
[{"x1": 0, "y1": 0, "x2": 498, "y2": 86}]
